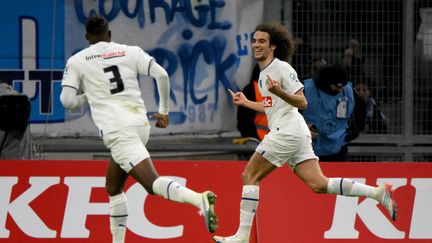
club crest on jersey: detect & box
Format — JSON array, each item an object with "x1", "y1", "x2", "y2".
[
  {"x1": 263, "y1": 96, "x2": 273, "y2": 107},
  {"x1": 260, "y1": 78, "x2": 271, "y2": 88}
]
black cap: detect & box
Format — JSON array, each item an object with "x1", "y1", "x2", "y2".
[{"x1": 318, "y1": 64, "x2": 349, "y2": 87}]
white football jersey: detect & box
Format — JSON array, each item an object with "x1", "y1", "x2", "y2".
[
  {"x1": 62, "y1": 41, "x2": 161, "y2": 135},
  {"x1": 258, "y1": 58, "x2": 310, "y2": 135}
]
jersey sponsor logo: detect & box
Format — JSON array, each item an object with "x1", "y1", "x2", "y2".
[
  {"x1": 84, "y1": 51, "x2": 126, "y2": 61},
  {"x1": 263, "y1": 96, "x2": 272, "y2": 107},
  {"x1": 85, "y1": 54, "x2": 101, "y2": 61},
  {"x1": 101, "y1": 51, "x2": 126, "y2": 59}
]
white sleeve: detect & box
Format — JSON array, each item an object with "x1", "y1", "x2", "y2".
[
  {"x1": 60, "y1": 86, "x2": 87, "y2": 109},
  {"x1": 149, "y1": 61, "x2": 170, "y2": 115},
  {"x1": 135, "y1": 47, "x2": 153, "y2": 76},
  {"x1": 285, "y1": 67, "x2": 303, "y2": 94},
  {"x1": 61, "y1": 58, "x2": 81, "y2": 89}
]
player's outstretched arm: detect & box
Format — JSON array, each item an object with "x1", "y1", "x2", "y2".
[
  {"x1": 149, "y1": 61, "x2": 170, "y2": 116},
  {"x1": 227, "y1": 89, "x2": 264, "y2": 113}
]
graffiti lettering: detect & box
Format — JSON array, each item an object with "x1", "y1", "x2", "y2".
[
  {"x1": 183, "y1": 103, "x2": 215, "y2": 123},
  {"x1": 0, "y1": 0, "x2": 249, "y2": 128},
  {"x1": 2, "y1": 32, "x2": 238, "y2": 125},
  {"x1": 74, "y1": 0, "x2": 231, "y2": 30},
  {"x1": 28, "y1": 71, "x2": 63, "y2": 114},
  {"x1": 0, "y1": 71, "x2": 24, "y2": 85},
  {"x1": 149, "y1": 33, "x2": 237, "y2": 108},
  {"x1": 0, "y1": 70, "x2": 64, "y2": 123},
  {"x1": 236, "y1": 32, "x2": 254, "y2": 56}
]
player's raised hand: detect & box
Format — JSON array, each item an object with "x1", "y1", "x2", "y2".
[
  {"x1": 266, "y1": 75, "x2": 282, "y2": 95},
  {"x1": 227, "y1": 89, "x2": 248, "y2": 106},
  {"x1": 151, "y1": 113, "x2": 169, "y2": 128}
]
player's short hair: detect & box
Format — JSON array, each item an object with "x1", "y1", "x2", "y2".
[{"x1": 85, "y1": 15, "x2": 109, "y2": 35}]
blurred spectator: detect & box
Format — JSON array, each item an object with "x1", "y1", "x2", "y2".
[
  {"x1": 292, "y1": 0, "x2": 313, "y2": 80},
  {"x1": 236, "y1": 64, "x2": 269, "y2": 141},
  {"x1": 292, "y1": 36, "x2": 312, "y2": 80},
  {"x1": 354, "y1": 82, "x2": 388, "y2": 134},
  {"x1": 0, "y1": 82, "x2": 32, "y2": 159},
  {"x1": 342, "y1": 39, "x2": 366, "y2": 84},
  {"x1": 414, "y1": 5, "x2": 432, "y2": 134},
  {"x1": 302, "y1": 57, "x2": 327, "y2": 81},
  {"x1": 301, "y1": 64, "x2": 367, "y2": 161}
]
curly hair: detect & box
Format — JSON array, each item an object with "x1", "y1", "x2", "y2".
[
  {"x1": 85, "y1": 15, "x2": 109, "y2": 35},
  {"x1": 255, "y1": 21, "x2": 296, "y2": 62}
]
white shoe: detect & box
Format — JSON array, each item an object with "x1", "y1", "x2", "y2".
[
  {"x1": 378, "y1": 183, "x2": 398, "y2": 221},
  {"x1": 213, "y1": 235, "x2": 249, "y2": 243},
  {"x1": 200, "y1": 191, "x2": 218, "y2": 233}
]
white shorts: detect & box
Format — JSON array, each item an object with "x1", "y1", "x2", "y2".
[
  {"x1": 102, "y1": 125, "x2": 151, "y2": 173},
  {"x1": 255, "y1": 129, "x2": 318, "y2": 170}
]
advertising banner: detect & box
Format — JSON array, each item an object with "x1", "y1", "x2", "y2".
[
  {"x1": 0, "y1": 0, "x2": 263, "y2": 137},
  {"x1": 257, "y1": 163, "x2": 432, "y2": 242},
  {"x1": 0, "y1": 160, "x2": 251, "y2": 242},
  {"x1": 1, "y1": 160, "x2": 431, "y2": 242}
]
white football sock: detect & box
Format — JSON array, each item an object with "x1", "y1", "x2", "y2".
[
  {"x1": 152, "y1": 176, "x2": 201, "y2": 208},
  {"x1": 235, "y1": 185, "x2": 259, "y2": 238},
  {"x1": 109, "y1": 193, "x2": 128, "y2": 243},
  {"x1": 327, "y1": 178, "x2": 379, "y2": 199}
]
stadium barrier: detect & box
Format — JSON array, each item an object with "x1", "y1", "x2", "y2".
[{"x1": 0, "y1": 160, "x2": 431, "y2": 242}]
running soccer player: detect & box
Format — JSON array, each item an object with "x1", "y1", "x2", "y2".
[
  {"x1": 60, "y1": 15, "x2": 217, "y2": 243},
  {"x1": 213, "y1": 21, "x2": 397, "y2": 243}
]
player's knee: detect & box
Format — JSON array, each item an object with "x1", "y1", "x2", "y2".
[
  {"x1": 105, "y1": 182, "x2": 123, "y2": 196},
  {"x1": 241, "y1": 171, "x2": 260, "y2": 185},
  {"x1": 241, "y1": 171, "x2": 250, "y2": 184}
]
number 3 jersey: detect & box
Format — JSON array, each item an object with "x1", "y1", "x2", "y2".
[{"x1": 61, "y1": 41, "x2": 166, "y2": 135}]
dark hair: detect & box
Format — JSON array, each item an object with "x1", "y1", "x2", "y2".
[
  {"x1": 309, "y1": 57, "x2": 327, "y2": 75},
  {"x1": 85, "y1": 15, "x2": 109, "y2": 35},
  {"x1": 255, "y1": 21, "x2": 296, "y2": 62},
  {"x1": 316, "y1": 64, "x2": 349, "y2": 86},
  {"x1": 309, "y1": 57, "x2": 327, "y2": 66}
]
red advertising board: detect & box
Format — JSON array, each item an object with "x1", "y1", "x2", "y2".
[
  {"x1": 0, "y1": 160, "x2": 252, "y2": 243},
  {"x1": 0, "y1": 160, "x2": 431, "y2": 242},
  {"x1": 257, "y1": 163, "x2": 432, "y2": 242}
]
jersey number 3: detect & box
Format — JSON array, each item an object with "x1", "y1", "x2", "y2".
[{"x1": 103, "y1": 65, "x2": 124, "y2": 94}]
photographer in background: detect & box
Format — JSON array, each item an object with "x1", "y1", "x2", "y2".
[
  {"x1": 0, "y1": 81, "x2": 32, "y2": 159},
  {"x1": 301, "y1": 64, "x2": 367, "y2": 161}
]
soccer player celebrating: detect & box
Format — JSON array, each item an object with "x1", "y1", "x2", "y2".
[
  {"x1": 60, "y1": 15, "x2": 217, "y2": 243},
  {"x1": 213, "y1": 21, "x2": 397, "y2": 243}
]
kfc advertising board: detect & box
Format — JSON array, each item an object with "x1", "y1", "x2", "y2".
[
  {"x1": 257, "y1": 163, "x2": 432, "y2": 243},
  {"x1": 0, "y1": 160, "x2": 431, "y2": 242}
]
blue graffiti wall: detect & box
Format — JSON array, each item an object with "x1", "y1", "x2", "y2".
[
  {"x1": 0, "y1": 1, "x2": 65, "y2": 124},
  {"x1": 0, "y1": 0, "x2": 263, "y2": 136}
]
